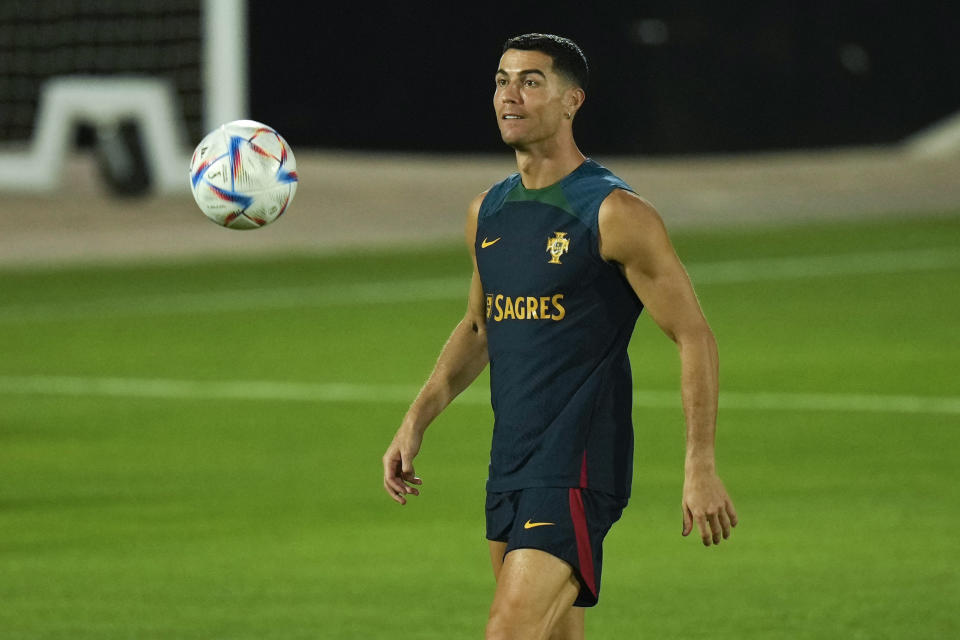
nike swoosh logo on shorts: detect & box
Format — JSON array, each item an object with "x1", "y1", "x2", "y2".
[
  {"x1": 481, "y1": 237, "x2": 501, "y2": 248},
  {"x1": 523, "y1": 520, "x2": 555, "y2": 529}
]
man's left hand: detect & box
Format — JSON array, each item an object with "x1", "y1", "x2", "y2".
[{"x1": 682, "y1": 472, "x2": 738, "y2": 546}]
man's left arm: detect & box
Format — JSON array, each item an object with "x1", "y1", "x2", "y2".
[{"x1": 598, "y1": 189, "x2": 738, "y2": 546}]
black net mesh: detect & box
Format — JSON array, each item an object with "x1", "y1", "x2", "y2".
[{"x1": 0, "y1": 0, "x2": 203, "y2": 144}]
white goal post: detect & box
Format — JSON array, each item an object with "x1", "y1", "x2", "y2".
[
  {"x1": 204, "y1": 0, "x2": 248, "y2": 133},
  {"x1": 0, "y1": 0, "x2": 248, "y2": 194}
]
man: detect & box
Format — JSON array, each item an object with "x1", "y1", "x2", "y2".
[{"x1": 382, "y1": 33, "x2": 737, "y2": 640}]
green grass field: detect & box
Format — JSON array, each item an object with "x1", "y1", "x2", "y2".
[{"x1": 1, "y1": 215, "x2": 958, "y2": 639}]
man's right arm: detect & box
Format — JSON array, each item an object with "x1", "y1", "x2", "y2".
[{"x1": 382, "y1": 192, "x2": 489, "y2": 505}]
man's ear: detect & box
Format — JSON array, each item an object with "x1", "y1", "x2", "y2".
[{"x1": 564, "y1": 86, "x2": 586, "y2": 118}]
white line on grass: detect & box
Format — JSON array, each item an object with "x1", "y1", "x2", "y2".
[
  {"x1": 0, "y1": 277, "x2": 466, "y2": 324},
  {"x1": 690, "y1": 247, "x2": 960, "y2": 284},
  {"x1": 0, "y1": 247, "x2": 957, "y2": 324},
  {"x1": 1, "y1": 375, "x2": 958, "y2": 415}
]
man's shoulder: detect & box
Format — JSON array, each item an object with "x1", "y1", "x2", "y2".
[
  {"x1": 554, "y1": 160, "x2": 636, "y2": 228},
  {"x1": 598, "y1": 188, "x2": 661, "y2": 224},
  {"x1": 477, "y1": 172, "x2": 522, "y2": 220},
  {"x1": 566, "y1": 159, "x2": 633, "y2": 195}
]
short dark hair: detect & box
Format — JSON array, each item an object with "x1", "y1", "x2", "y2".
[{"x1": 502, "y1": 33, "x2": 589, "y2": 90}]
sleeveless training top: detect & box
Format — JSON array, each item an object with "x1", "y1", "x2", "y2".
[{"x1": 476, "y1": 159, "x2": 644, "y2": 498}]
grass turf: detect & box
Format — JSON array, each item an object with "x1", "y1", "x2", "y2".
[{"x1": 0, "y1": 215, "x2": 958, "y2": 638}]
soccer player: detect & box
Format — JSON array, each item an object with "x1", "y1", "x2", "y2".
[{"x1": 382, "y1": 33, "x2": 737, "y2": 640}]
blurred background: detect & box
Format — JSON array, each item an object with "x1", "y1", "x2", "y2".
[
  {"x1": 7, "y1": 0, "x2": 956, "y2": 154},
  {"x1": 1, "y1": 2, "x2": 958, "y2": 638},
  {"x1": 1, "y1": 0, "x2": 959, "y2": 264},
  {"x1": 248, "y1": 2, "x2": 960, "y2": 155}
]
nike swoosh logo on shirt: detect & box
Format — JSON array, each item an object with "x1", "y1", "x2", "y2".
[
  {"x1": 523, "y1": 520, "x2": 556, "y2": 529},
  {"x1": 481, "y1": 237, "x2": 501, "y2": 248}
]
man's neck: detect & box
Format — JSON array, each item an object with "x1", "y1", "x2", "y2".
[{"x1": 513, "y1": 140, "x2": 586, "y2": 190}]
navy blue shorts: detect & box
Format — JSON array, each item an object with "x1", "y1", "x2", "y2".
[{"x1": 486, "y1": 487, "x2": 628, "y2": 607}]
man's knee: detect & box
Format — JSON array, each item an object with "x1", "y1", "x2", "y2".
[
  {"x1": 488, "y1": 582, "x2": 566, "y2": 639},
  {"x1": 486, "y1": 580, "x2": 579, "y2": 640},
  {"x1": 486, "y1": 589, "x2": 536, "y2": 640},
  {"x1": 486, "y1": 600, "x2": 536, "y2": 640},
  {"x1": 486, "y1": 601, "x2": 582, "y2": 640}
]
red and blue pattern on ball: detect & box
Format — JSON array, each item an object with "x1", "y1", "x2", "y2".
[
  {"x1": 246, "y1": 127, "x2": 299, "y2": 185},
  {"x1": 191, "y1": 150, "x2": 253, "y2": 210},
  {"x1": 191, "y1": 126, "x2": 297, "y2": 227},
  {"x1": 229, "y1": 134, "x2": 246, "y2": 190}
]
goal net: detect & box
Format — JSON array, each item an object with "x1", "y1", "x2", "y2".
[{"x1": 0, "y1": 0, "x2": 247, "y2": 194}]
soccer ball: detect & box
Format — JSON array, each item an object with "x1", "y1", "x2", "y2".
[{"x1": 189, "y1": 120, "x2": 298, "y2": 230}]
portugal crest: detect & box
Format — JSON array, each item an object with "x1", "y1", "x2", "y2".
[{"x1": 546, "y1": 231, "x2": 570, "y2": 264}]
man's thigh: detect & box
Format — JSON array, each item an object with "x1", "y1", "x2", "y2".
[
  {"x1": 487, "y1": 547, "x2": 581, "y2": 639},
  {"x1": 489, "y1": 541, "x2": 585, "y2": 639}
]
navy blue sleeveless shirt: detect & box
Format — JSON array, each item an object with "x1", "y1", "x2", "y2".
[{"x1": 476, "y1": 159, "x2": 644, "y2": 498}]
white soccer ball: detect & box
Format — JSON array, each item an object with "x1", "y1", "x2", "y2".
[{"x1": 189, "y1": 120, "x2": 298, "y2": 230}]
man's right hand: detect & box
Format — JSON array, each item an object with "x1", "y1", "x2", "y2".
[{"x1": 382, "y1": 426, "x2": 423, "y2": 505}]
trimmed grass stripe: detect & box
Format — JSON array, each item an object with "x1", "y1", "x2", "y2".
[
  {"x1": 0, "y1": 247, "x2": 957, "y2": 324},
  {"x1": 2, "y1": 375, "x2": 959, "y2": 415}
]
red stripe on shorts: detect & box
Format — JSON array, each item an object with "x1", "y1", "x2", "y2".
[{"x1": 568, "y1": 488, "x2": 596, "y2": 597}]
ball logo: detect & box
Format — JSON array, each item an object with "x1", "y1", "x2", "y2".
[{"x1": 546, "y1": 232, "x2": 570, "y2": 264}]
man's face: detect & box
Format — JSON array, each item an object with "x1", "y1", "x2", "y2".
[{"x1": 494, "y1": 49, "x2": 572, "y2": 149}]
